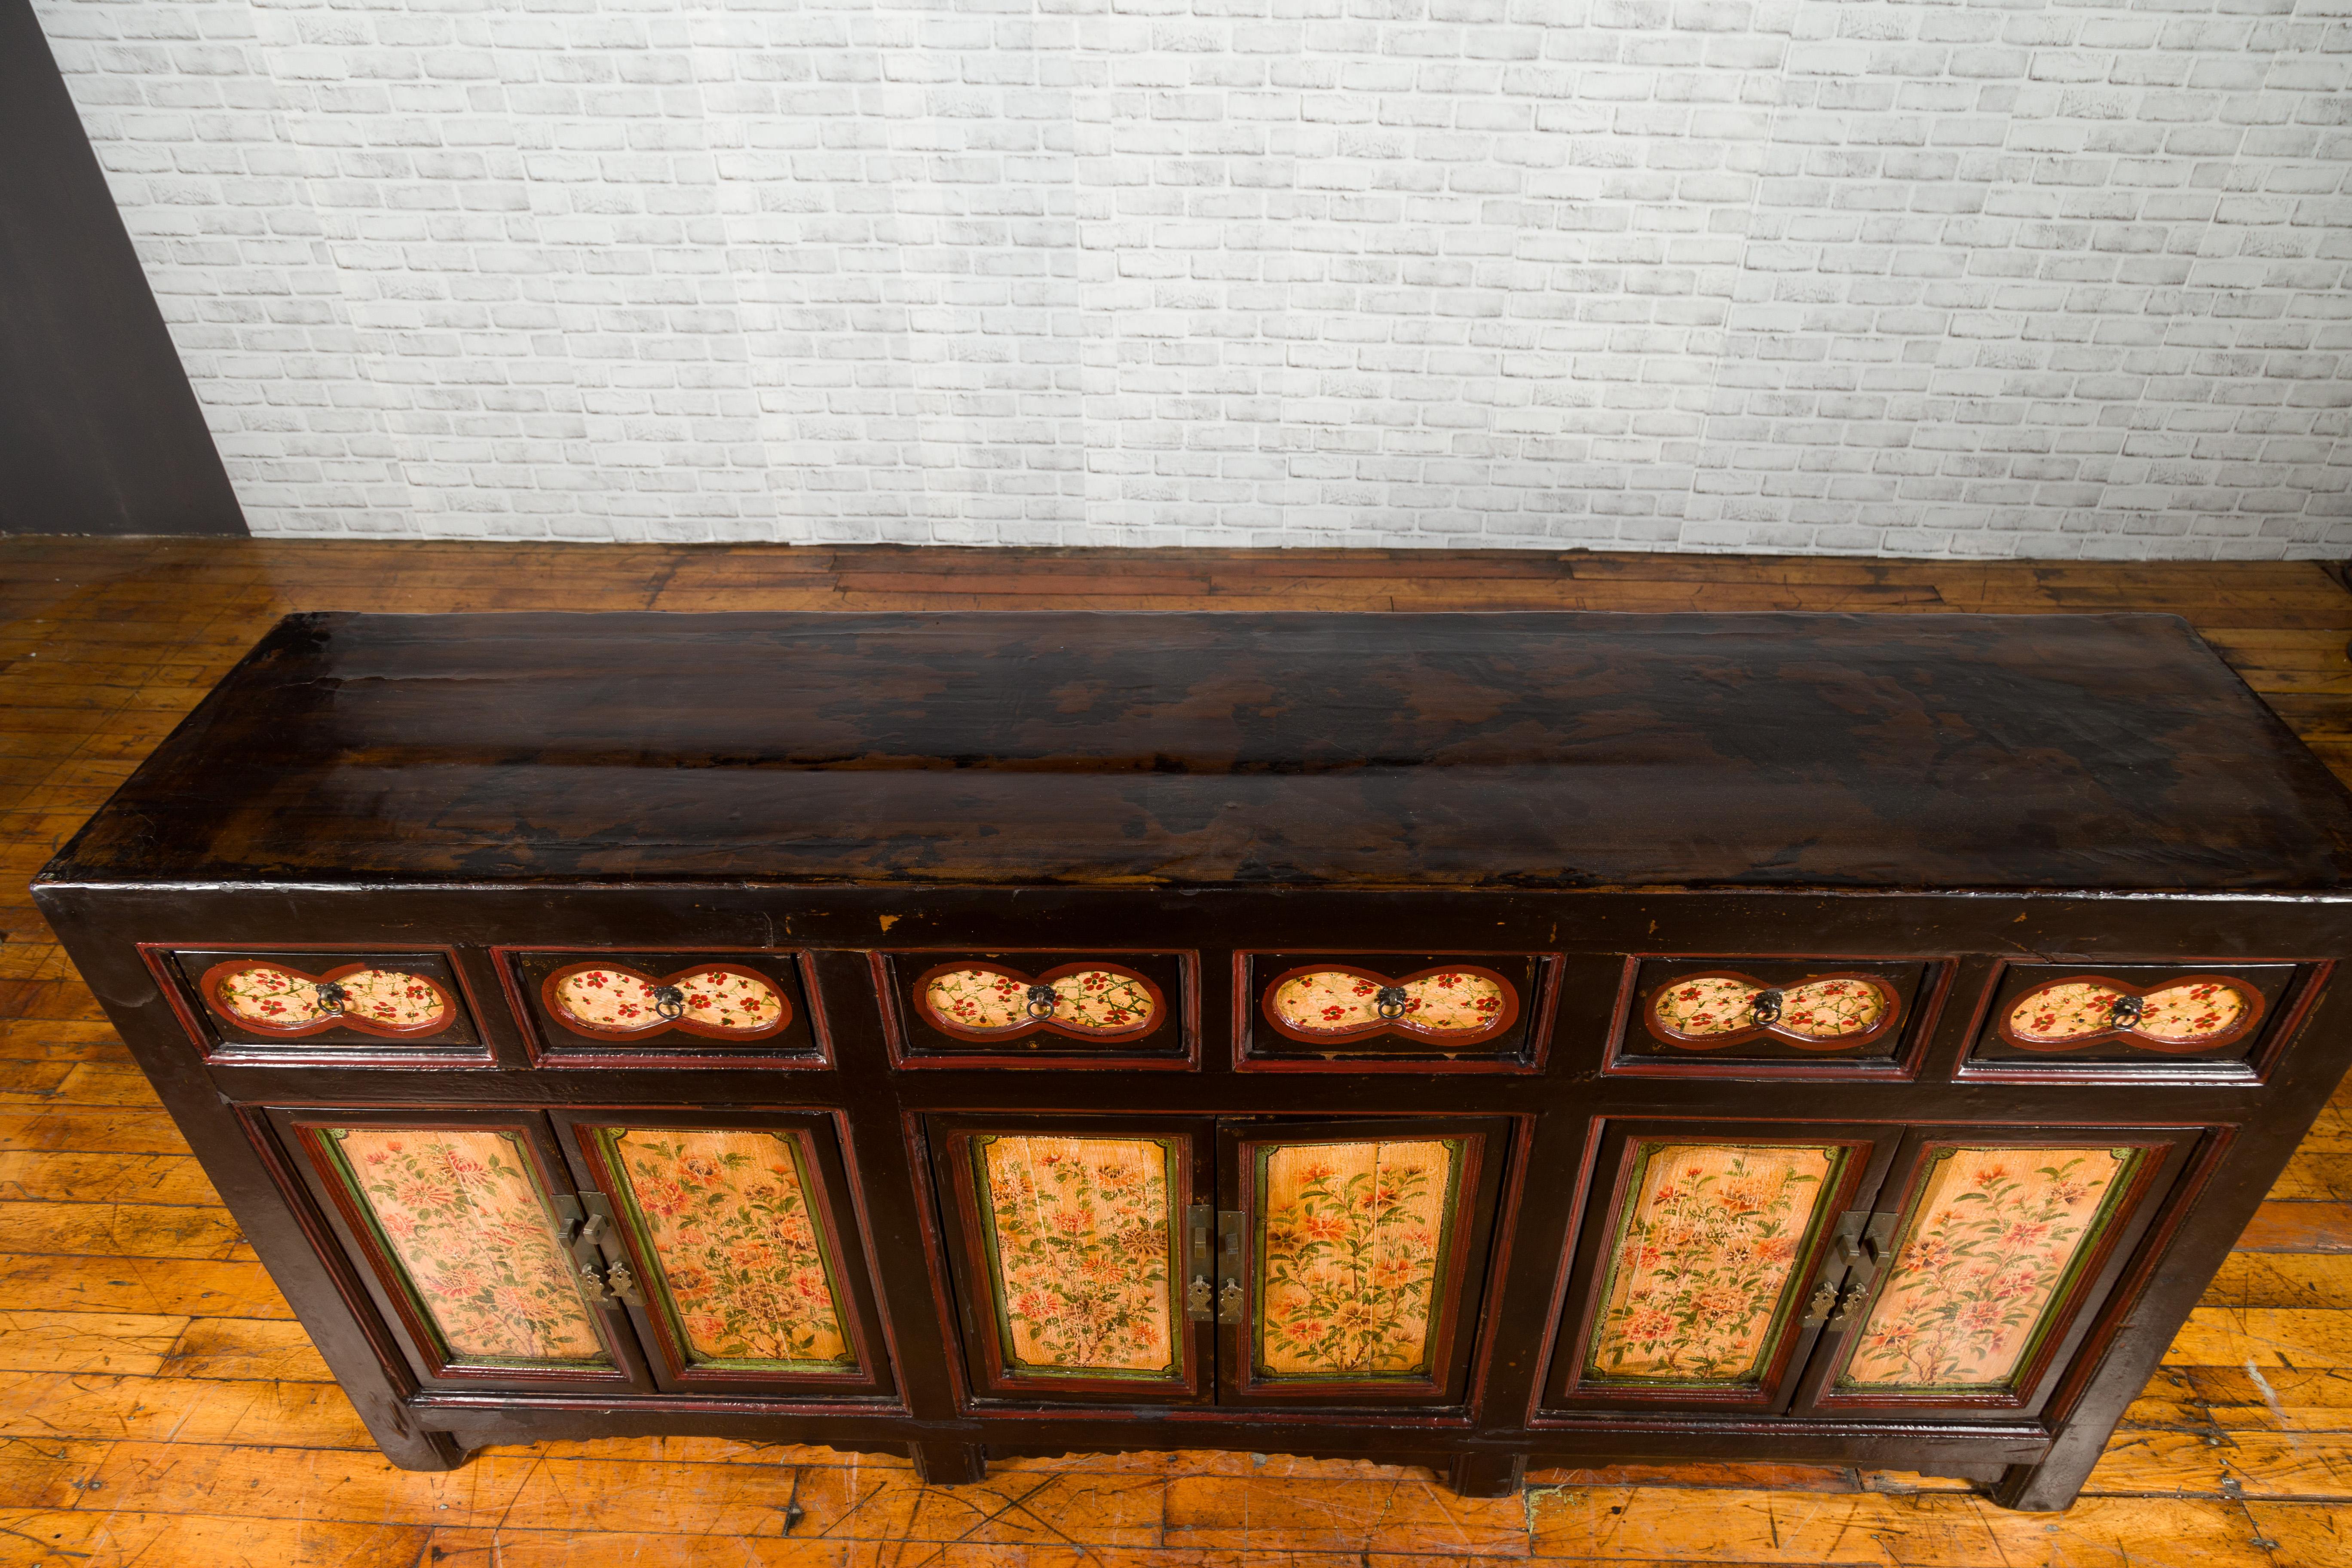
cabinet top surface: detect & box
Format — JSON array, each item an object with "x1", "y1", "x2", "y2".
[{"x1": 38, "y1": 609, "x2": 2352, "y2": 893}]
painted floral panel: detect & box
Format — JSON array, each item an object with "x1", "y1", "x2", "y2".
[
  {"x1": 1258, "y1": 1138, "x2": 1461, "y2": 1379},
  {"x1": 1269, "y1": 972, "x2": 1506, "y2": 1036},
  {"x1": 973, "y1": 1135, "x2": 1179, "y2": 1378},
  {"x1": 602, "y1": 1128, "x2": 854, "y2": 1370},
  {"x1": 1654, "y1": 977, "x2": 1885, "y2": 1041},
  {"x1": 924, "y1": 968, "x2": 1158, "y2": 1034},
  {"x1": 218, "y1": 965, "x2": 449, "y2": 1031},
  {"x1": 329, "y1": 1127, "x2": 609, "y2": 1366},
  {"x1": 216, "y1": 966, "x2": 336, "y2": 1027},
  {"x1": 1838, "y1": 1145, "x2": 2144, "y2": 1392},
  {"x1": 2007, "y1": 980, "x2": 2247, "y2": 1045},
  {"x1": 553, "y1": 968, "x2": 784, "y2": 1034},
  {"x1": 1583, "y1": 1142, "x2": 1841, "y2": 1387}
]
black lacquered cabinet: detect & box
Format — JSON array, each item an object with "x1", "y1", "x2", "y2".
[{"x1": 34, "y1": 609, "x2": 2352, "y2": 1509}]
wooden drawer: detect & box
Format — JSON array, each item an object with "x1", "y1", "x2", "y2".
[
  {"x1": 1237, "y1": 952, "x2": 1551, "y2": 1071},
  {"x1": 879, "y1": 950, "x2": 1194, "y2": 1068},
  {"x1": 149, "y1": 946, "x2": 489, "y2": 1066},
  {"x1": 1609, "y1": 958, "x2": 1942, "y2": 1079},
  {"x1": 496, "y1": 947, "x2": 828, "y2": 1069},
  {"x1": 1962, "y1": 961, "x2": 2318, "y2": 1081}
]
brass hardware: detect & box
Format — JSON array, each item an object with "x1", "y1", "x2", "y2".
[
  {"x1": 650, "y1": 984, "x2": 687, "y2": 1021},
  {"x1": 2107, "y1": 993, "x2": 2145, "y2": 1029},
  {"x1": 608, "y1": 1259, "x2": 643, "y2": 1306},
  {"x1": 558, "y1": 1191, "x2": 638, "y2": 1311},
  {"x1": 315, "y1": 980, "x2": 349, "y2": 1009},
  {"x1": 578, "y1": 1259, "x2": 617, "y2": 1304},
  {"x1": 550, "y1": 1193, "x2": 586, "y2": 1247},
  {"x1": 1749, "y1": 988, "x2": 1783, "y2": 1025},
  {"x1": 1024, "y1": 983, "x2": 1058, "y2": 1020},
  {"x1": 1374, "y1": 986, "x2": 1411, "y2": 1021},
  {"x1": 1828, "y1": 1280, "x2": 1871, "y2": 1330},
  {"x1": 1216, "y1": 1209, "x2": 1244, "y2": 1325},
  {"x1": 1801, "y1": 1278, "x2": 1841, "y2": 1327},
  {"x1": 1185, "y1": 1204, "x2": 1214, "y2": 1322}
]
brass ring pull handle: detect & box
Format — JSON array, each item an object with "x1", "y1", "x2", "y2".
[
  {"x1": 649, "y1": 984, "x2": 687, "y2": 1022},
  {"x1": 1749, "y1": 988, "x2": 1783, "y2": 1025},
  {"x1": 314, "y1": 980, "x2": 349, "y2": 1009},
  {"x1": 1024, "y1": 983, "x2": 1059, "y2": 1020},
  {"x1": 1374, "y1": 985, "x2": 1411, "y2": 1020},
  {"x1": 2105, "y1": 993, "x2": 2145, "y2": 1029}
]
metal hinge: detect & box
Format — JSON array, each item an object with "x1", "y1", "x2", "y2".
[
  {"x1": 1216, "y1": 1209, "x2": 1245, "y2": 1326},
  {"x1": 1185, "y1": 1205, "x2": 1215, "y2": 1322},
  {"x1": 1800, "y1": 1210, "x2": 1897, "y2": 1329},
  {"x1": 552, "y1": 1191, "x2": 639, "y2": 1308}
]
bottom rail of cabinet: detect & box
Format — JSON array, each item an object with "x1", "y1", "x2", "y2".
[{"x1": 384, "y1": 1399, "x2": 2069, "y2": 1506}]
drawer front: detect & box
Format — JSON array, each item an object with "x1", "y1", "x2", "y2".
[
  {"x1": 158, "y1": 947, "x2": 487, "y2": 1064},
  {"x1": 1965, "y1": 962, "x2": 2306, "y2": 1077},
  {"x1": 499, "y1": 948, "x2": 827, "y2": 1068},
  {"x1": 1611, "y1": 958, "x2": 1937, "y2": 1077},
  {"x1": 1240, "y1": 952, "x2": 1549, "y2": 1069},
  {"x1": 883, "y1": 950, "x2": 1193, "y2": 1067}
]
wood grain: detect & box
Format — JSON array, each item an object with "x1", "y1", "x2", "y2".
[{"x1": 4, "y1": 539, "x2": 2352, "y2": 1562}]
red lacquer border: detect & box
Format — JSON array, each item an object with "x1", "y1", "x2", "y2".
[
  {"x1": 1601, "y1": 955, "x2": 1951, "y2": 1084},
  {"x1": 1232, "y1": 952, "x2": 1557, "y2": 1075},
  {"x1": 492, "y1": 946, "x2": 834, "y2": 1071},
  {"x1": 877, "y1": 949, "x2": 1200, "y2": 1072},
  {"x1": 142, "y1": 941, "x2": 494, "y2": 1069}
]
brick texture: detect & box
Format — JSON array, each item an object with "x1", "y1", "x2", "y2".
[{"x1": 29, "y1": 0, "x2": 2352, "y2": 554}]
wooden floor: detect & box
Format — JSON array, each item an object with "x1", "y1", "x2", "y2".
[{"x1": 2, "y1": 538, "x2": 2350, "y2": 1567}]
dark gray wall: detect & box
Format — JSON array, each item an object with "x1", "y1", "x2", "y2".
[{"x1": 0, "y1": 0, "x2": 244, "y2": 536}]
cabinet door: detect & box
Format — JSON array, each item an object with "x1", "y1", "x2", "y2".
[
  {"x1": 552, "y1": 1111, "x2": 896, "y2": 1399},
  {"x1": 1541, "y1": 1120, "x2": 1901, "y2": 1415},
  {"x1": 1790, "y1": 1125, "x2": 2202, "y2": 1419},
  {"x1": 268, "y1": 1108, "x2": 649, "y2": 1393},
  {"x1": 928, "y1": 1115, "x2": 1215, "y2": 1404},
  {"x1": 1218, "y1": 1116, "x2": 1510, "y2": 1407}
]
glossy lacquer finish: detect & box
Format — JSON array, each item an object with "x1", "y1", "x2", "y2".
[{"x1": 31, "y1": 610, "x2": 2352, "y2": 1512}]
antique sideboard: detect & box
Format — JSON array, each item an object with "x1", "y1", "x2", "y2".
[{"x1": 33, "y1": 609, "x2": 2352, "y2": 1511}]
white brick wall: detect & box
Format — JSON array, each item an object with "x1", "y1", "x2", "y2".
[{"x1": 31, "y1": 0, "x2": 2352, "y2": 554}]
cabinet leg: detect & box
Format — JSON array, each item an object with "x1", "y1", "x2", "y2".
[
  {"x1": 910, "y1": 1441, "x2": 987, "y2": 1485},
  {"x1": 1447, "y1": 1452, "x2": 1524, "y2": 1499},
  {"x1": 1991, "y1": 1458, "x2": 2087, "y2": 1513},
  {"x1": 375, "y1": 1426, "x2": 469, "y2": 1473}
]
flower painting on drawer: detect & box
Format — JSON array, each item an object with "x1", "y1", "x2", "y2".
[
  {"x1": 922, "y1": 964, "x2": 1162, "y2": 1040},
  {"x1": 176, "y1": 951, "x2": 479, "y2": 1051},
  {"x1": 1617, "y1": 960, "x2": 1931, "y2": 1071},
  {"x1": 2000, "y1": 976, "x2": 2262, "y2": 1053},
  {"x1": 1583, "y1": 1142, "x2": 1845, "y2": 1389},
  {"x1": 545, "y1": 964, "x2": 790, "y2": 1041},
  {"x1": 597, "y1": 1128, "x2": 856, "y2": 1372},
  {"x1": 322, "y1": 1128, "x2": 610, "y2": 1368},
  {"x1": 1256, "y1": 1138, "x2": 1464, "y2": 1380},
  {"x1": 1970, "y1": 963, "x2": 2297, "y2": 1070},
  {"x1": 1837, "y1": 1145, "x2": 2146, "y2": 1395},
  {"x1": 970, "y1": 1135, "x2": 1182, "y2": 1380},
  {"x1": 1646, "y1": 973, "x2": 1902, "y2": 1050},
  {"x1": 1246, "y1": 953, "x2": 1544, "y2": 1062}
]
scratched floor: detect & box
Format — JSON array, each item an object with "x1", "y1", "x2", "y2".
[{"x1": 1, "y1": 539, "x2": 2347, "y2": 1567}]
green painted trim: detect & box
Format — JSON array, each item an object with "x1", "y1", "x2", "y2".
[
  {"x1": 1248, "y1": 1136, "x2": 1467, "y2": 1384},
  {"x1": 966, "y1": 1133, "x2": 1186, "y2": 1383},
  {"x1": 598, "y1": 1127, "x2": 863, "y2": 1375},
  {"x1": 1830, "y1": 1143, "x2": 2154, "y2": 1396},
  {"x1": 315, "y1": 1126, "x2": 613, "y2": 1373},
  {"x1": 1577, "y1": 1140, "x2": 1852, "y2": 1392}
]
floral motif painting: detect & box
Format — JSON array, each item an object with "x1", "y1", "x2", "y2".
[
  {"x1": 552, "y1": 968, "x2": 784, "y2": 1035},
  {"x1": 923, "y1": 967, "x2": 1160, "y2": 1035},
  {"x1": 1838, "y1": 1145, "x2": 2144, "y2": 1393},
  {"x1": 216, "y1": 965, "x2": 450, "y2": 1032},
  {"x1": 1268, "y1": 971, "x2": 1508, "y2": 1037},
  {"x1": 971, "y1": 1135, "x2": 1180, "y2": 1379},
  {"x1": 2006, "y1": 980, "x2": 2249, "y2": 1046},
  {"x1": 1256, "y1": 1138, "x2": 1462, "y2": 1379},
  {"x1": 326, "y1": 1127, "x2": 608, "y2": 1366},
  {"x1": 600, "y1": 1128, "x2": 856, "y2": 1372},
  {"x1": 1652, "y1": 977, "x2": 1886, "y2": 1041},
  {"x1": 1582, "y1": 1142, "x2": 1843, "y2": 1387}
]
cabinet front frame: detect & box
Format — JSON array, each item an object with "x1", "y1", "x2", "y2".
[
  {"x1": 1232, "y1": 951, "x2": 1558, "y2": 1074},
  {"x1": 262, "y1": 1104, "x2": 649, "y2": 1394},
  {"x1": 1218, "y1": 1114, "x2": 1512, "y2": 1408},
  {"x1": 924, "y1": 1112, "x2": 1218, "y2": 1405},
  {"x1": 879, "y1": 949, "x2": 1202, "y2": 1071},
  {"x1": 493, "y1": 945, "x2": 836, "y2": 1071},
  {"x1": 1791, "y1": 1122, "x2": 2206, "y2": 1421},
  {"x1": 1540, "y1": 1117, "x2": 1899, "y2": 1416},
  {"x1": 551, "y1": 1107, "x2": 899, "y2": 1401}
]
